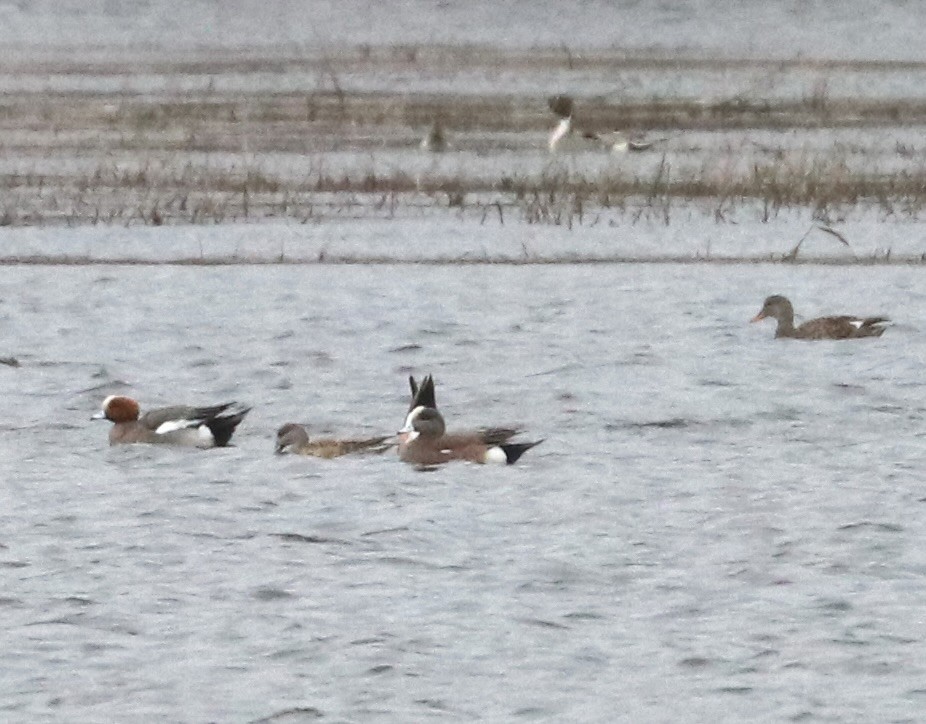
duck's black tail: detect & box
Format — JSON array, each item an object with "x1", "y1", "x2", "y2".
[
  {"x1": 409, "y1": 374, "x2": 437, "y2": 410},
  {"x1": 205, "y1": 403, "x2": 251, "y2": 447},
  {"x1": 500, "y1": 439, "x2": 543, "y2": 465}
]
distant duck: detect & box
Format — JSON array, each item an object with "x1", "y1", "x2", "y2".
[
  {"x1": 420, "y1": 120, "x2": 449, "y2": 152},
  {"x1": 751, "y1": 295, "x2": 890, "y2": 340},
  {"x1": 548, "y1": 95, "x2": 666, "y2": 154},
  {"x1": 92, "y1": 396, "x2": 250, "y2": 447},
  {"x1": 547, "y1": 94, "x2": 600, "y2": 152},
  {"x1": 275, "y1": 422, "x2": 393, "y2": 458},
  {"x1": 399, "y1": 375, "x2": 542, "y2": 466},
  {"x1": 606, "y1": 130, "x2": 669, "y2": 154}
]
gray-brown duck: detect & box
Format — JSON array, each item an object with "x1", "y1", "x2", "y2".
[
  {"x1": 751, "y1": 295, "x2": 889, "y2": 340},
  {"x1": 275, "y1": 423, "x2": 392, "y2": 458}
]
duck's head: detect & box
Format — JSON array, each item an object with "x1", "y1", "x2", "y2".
[
  {"x1": 91, "y1": 395, "x2": 140, "y2": 423},
  {"x1": 275, "y1": 423, "x2": 309, "y2": 454},
  {"x1": 399, "y1": 405, "x2": 446, "y2": 442},
  {"x1": 547, "y1": 94, "x2": 574, "y2": 119},
  {"x1": 752, "y1": 295, "x2": 793, "y2": 323}
]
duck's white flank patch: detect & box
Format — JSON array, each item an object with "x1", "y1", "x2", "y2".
[
  {"x1": 155, "y1": 419, "x2": 194, "y2": 435},
  {"x1": 196, "y1": 424, "x2": 215, "y2": 445},
  {"x1": 849, "y1": 319, "x2": 864, "y2": 329},
  {"x1": 484, "y1": 446, "x2": 508, "y2": 465}
]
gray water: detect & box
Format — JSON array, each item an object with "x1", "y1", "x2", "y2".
[
  {"x1": 2, "y1": 0, "x2": 926, "y2": 61},
  {"x1": 3, "y1": 2, "x2": 926, "y2": 720},
  {"x1": 3, "y1": 261, "x2": 926, "y2": 721}
]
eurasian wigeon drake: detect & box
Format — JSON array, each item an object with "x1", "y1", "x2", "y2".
[
  {"x1": 751, "y1": 295, "x2": 890, "y2": 340},
  {"x1": 399, "y1": 375, "x2": 542, "y2": 466},
  {"x1": 92, "y1": 395, "x2": 250, "y2": 447},
  {"x1": 275, "y1": 422, "x2": 393, "y2": 458}
]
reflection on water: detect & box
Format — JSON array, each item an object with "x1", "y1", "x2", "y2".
[{"x1": 2, "y1": 259, "x2": 925, "y2": 720}]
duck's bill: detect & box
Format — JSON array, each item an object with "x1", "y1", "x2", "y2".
[
  {"x1": 750, "y1": 312, "x2": 766, "y2": 323},
  {"x1": 90, "y1": 410, "x2": 106, "y2": 420}
]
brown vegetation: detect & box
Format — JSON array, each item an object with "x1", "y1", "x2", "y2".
[{"x1": 1, "y1": 46, "x2": 925, "y2": 227}]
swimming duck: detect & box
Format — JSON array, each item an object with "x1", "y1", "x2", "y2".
[
  {"x1": 547, "y1": 94, "x2": 601, "y2": 152},
  {"x1": 547, "y1": 95, "x2": 601, "y2": 153},
  {"x1": 275, "y1": 422, "x2": 393, "y2": 458},
  {"x1": 399, "y1": 375, "x2": 542, "y2": 466},
  {"x1": 605, "y1": 130, "x2": 668, "y2": 153},
  {"x1": 548, "y1": 95, "x2": 665, "y2": 154},
  {"x1": 751, "y1": 295, "x2": 889, "y2": 339},
  {"x1": 92, "y1": 395, "x2": 250, "y2": 447},
  {"x1": 407, "y1": 376, "x2": 521, "y2": 445}
]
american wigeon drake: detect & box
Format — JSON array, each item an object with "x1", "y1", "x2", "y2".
[
  {"x1": 275, "y1": 422, "x2": 393, "y2": 458},
  {"x1": 751, "y1": 295, "x2": 890, "y2": 340},
  {"x1": 92, "y1": 395, "x2": 250, "y2": 447},
  {"x1": 407, "y1": 376, "x2": 521, "y2": 445},
  {"x1": 399, "y1": 375, "x2": 542, "y2": 466}
]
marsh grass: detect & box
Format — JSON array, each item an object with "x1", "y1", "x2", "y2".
[
  {"x1": 0, "y1": 153, "x2": 925, "y2": 227},
  {"x1": 2, "y1": 46, "x2": 926, "y2": 227}
]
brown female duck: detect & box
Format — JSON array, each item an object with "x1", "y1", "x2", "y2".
[
  {"x1": 275, "y1": 423, "x2": 392, "y2": 458},
  {"x1": 751, "y1": 295, "x2": 889, "y2": 340}
]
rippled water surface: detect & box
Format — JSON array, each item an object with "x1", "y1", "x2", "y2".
[{"x1": 3, "y1": 259, "x2": 926, "y2": 721}]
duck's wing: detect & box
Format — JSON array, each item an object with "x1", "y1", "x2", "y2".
[
  {"x1": 852, "y1": 316, "x2": 890, "y2": 337},
  {"x1": 140, "y1": 403, "x2": 233, "y2": 431},
  {"x1": 477, "y1": 426, "x2": 522, "y2": 445},
  {"x1": 796, "y1": 316, "x2": 888, "y2": 339},
  {"x1": 142, "y1": 402, "x2": 249, "y2": 446},
  {"x1": 342, "y1": 436, "x2": 395, "y2": 454}
]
